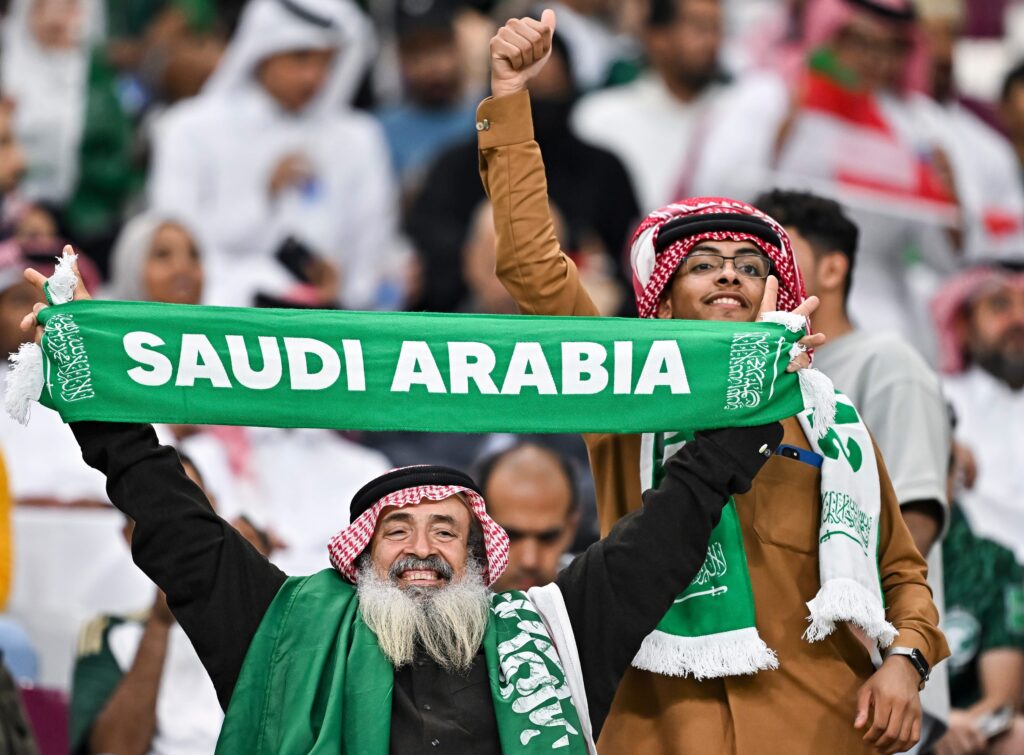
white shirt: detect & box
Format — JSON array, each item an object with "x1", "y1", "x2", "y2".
[
  {"x1": 245, "y1": 427, "x2": 391, "y2": 575},
  {"x1": 0, "y1": 363, "x2": 108, "y2": 503},
  {"x1": 571, "y1": 74, "x2": 727, "y2": 211},
  {"x1": 108, "y1": 622, "x2": 222, "y2": 755},
  {"x1": 944, "y1": 367, "x2": 1024, "y2": 563},
  {"x1": 147, "y1": 0, "x2": 401, "y2": 310}
]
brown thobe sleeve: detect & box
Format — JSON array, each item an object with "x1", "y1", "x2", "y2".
[
  {"x1": 873, "y1": 442, "x2": 950, "y2": 669},
  {"x1": 477, "y1": 91, "x2": 644, "y2": 535}
]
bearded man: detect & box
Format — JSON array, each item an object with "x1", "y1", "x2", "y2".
[
  {"x1": 932, "y1": 262, "x2": 1024, "y2": 565},
  {"x1": 480, "y1": 10, "x2": 947, "y2": 754},
  {"x1": 18, "y1": 274, "x2": 787, "y2": 753}
]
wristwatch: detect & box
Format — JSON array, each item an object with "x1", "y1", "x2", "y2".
[{"x1": 885, "y1": 646, "x2": 930, "y2": 688}]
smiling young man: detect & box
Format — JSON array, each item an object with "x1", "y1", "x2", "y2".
[{"x1": 478, "y1": 10, "x2": 948, "y2": 754}]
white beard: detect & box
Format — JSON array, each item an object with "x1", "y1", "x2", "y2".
[{"x1": 356, "y1": 560, "x2": 490, "y2": 674}]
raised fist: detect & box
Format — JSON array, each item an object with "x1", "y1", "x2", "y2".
[{"x1": 489, "y1": 9, "x2": 556, "y2": 99}]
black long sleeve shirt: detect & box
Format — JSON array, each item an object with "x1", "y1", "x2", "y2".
[{"x1": 71, "y1": 420, "x2": 781, "y2": 749}]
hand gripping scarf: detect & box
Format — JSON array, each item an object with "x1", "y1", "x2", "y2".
[
  {"x1": 218, "y1": 466, "x2": 592, "y2": 754},
  {"x1": 628, "y1": 199, "x2": 895, "y2": 679}
]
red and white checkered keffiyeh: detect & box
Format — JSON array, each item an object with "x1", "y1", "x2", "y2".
[
  {"x1": 629, "y1": 197, "x2": 806, "y2": 320},
  {"x1": 327, "y1": 483, "x2": 510, "y2": 587}
]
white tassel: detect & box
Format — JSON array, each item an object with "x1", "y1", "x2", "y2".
[
  {"x1": 45, "y1": 252, "x2": 78, "y2": 305},
  {"x1": 631, "y1": 628, "x2": 778, "y2": 679},
  {"x1": 804, "y1": 578, "x2": 897, "y2": 647},
  {"x1": 797, "y1": 368, "x2": 837, "y2": 439},
  {"x1": 4, "y1": 343, "x2": 44, "y2": 425},
  {"x1": 759, "y1": 311, "x2": 807, "y2": 333}
]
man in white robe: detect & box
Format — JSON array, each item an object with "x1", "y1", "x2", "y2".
[{"x1": 148, "y1": 0, "x2": 404, "y2": 310}]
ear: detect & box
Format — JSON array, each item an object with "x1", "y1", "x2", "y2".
[
  {"x1": 816, "y1": 252, "x2": 849, "y2": 294},
  {"x1": 656, "y1": 294, "x2": 673, "y2": 319}
]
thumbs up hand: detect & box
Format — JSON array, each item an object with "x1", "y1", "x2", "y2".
[{"x1": 489, "y1": 9, "x2": 557, "y2": 99}]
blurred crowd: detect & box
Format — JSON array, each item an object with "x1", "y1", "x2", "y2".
[{"x1": 0, "y1": 0, "x2": 1020, "y2": 752}]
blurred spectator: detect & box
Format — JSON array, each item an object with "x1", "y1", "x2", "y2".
[
  {"x1": 571, "y1": 0, "x2": 729, "y2": 211},
  {"x1": 0, "y1": 103, "x2": 27, "y2": 235},
  {"x1": 375, "y1": 0, "x2": 477, "y2": 193},
  {"x1": 148, "y1": 0, "x2": 402, "y2": 310},
  {"x1": 461, "y1": 198, "x2": 624, "y2": 315},
  {"x1": 543, "y1": 0, "x2": 640, "y2": 90},
  {"x1": 999, "y1": 60, "x2": 1024, "y2": 187},
  {"x1": 932, "y1": 262, "x2": 1024, "y2": 562},
  {"x1": 105, "y1": 0, "x2": 225, "y2": 106},
  {"x1": 406, "y1": 30, "x2": 638, "y2": 312},
  {"x1": 696, "y1": 0, "x2": 959, "y2": 361},
  {"x1": 461, "y1": 201, "x2": 519, "y2": 315},
  {"x1": 758, "y1": 188, "x2": 952, "y2": 749},
  {"x1": 69, "y1": 458, "x2": 266, "y2": 755},
  {"x1": 106, "y1": 213, "x2": 263, "y2": 526},
  {"x1": 0, "y1": 243, "x2": 108, "y2": 506},
  {"x1": 937, "y1": 441, "x2": 1024, "y2": 755},
  {"x1": 917, "y1": 0, "x2": 1024, "y2": 260},
  {"x1": 2, "y1": 0, "x2": 138, "y2": 263},
  {"x1": 108, "y1": 213, "x2": 203, "y2": 305},
  {"x1": 12, "y1": 204, "x2": 59, "y2": 247},
  {"x1": 477, "y1": 443, "x2": 579, "y2": 592}
]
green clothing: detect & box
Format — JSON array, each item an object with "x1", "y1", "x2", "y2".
[
  {"x1": 68, "y1": 614, "x2": 138, "y2": 755},
  {"x1": 942, "y1": 507, "x2": 1024, "y2": 709},
  {"x1": 217, "y1": 570, "x2": 587, "y2": 754},
  {"x1": 63, "y1": 50, "x2": 140, "y2": 244}
]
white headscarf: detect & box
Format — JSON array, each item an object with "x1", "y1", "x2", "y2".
[
  {"x1": 107, "y1": 213, "x2": 204, "y2": 302},
  {"x1": 0, "y1": 0, "x2": 105, "y2": 202},
  {"x1": 202, "y1": 0, "x2": 375, "y2": 115}
]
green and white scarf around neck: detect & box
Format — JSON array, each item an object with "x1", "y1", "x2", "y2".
[
  {"x1": 216, "y1": 569, "x2": 589, "y2": 754},
  {"x1": 632, "y1": 391, "x2": 897, "y2": 680}
]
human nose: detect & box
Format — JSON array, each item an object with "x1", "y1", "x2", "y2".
[
  {"x1": 715, "y1": 258, "x2": 742, "y2": 284},
  {"x1": 406, "y1": 528, "x2": 433, "y2": 559},
  {"x1": 516, "y1": 537, "x2": 541, "y2": 570}
]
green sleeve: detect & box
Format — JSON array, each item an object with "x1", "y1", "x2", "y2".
[
  {"x1": 979, "y1": 551, "x2": 1024, "y2": 653},
  {"x1": 69, "y1": 618, "x2": 126, "y2": 755}
]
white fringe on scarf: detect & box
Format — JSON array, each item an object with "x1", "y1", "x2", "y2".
[
  {"x1": 631, "y1": 628, "x2": 779, "y2": 679},
  {"x1": 45, "y1": 252, "x2": 79, "y2": 305},
  {"x1": 5, "y1": 252, "x2": 77, "y2": 425},
  {"x1": 4, "y1": 342, "x2": 44, "y2": 425},
  {"x1": 804, "y1": 577, "x2": 897, "y2": 647}
]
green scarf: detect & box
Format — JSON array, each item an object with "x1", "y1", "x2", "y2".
[
  {"x1": 215, "y1": 569, "x2": 588, "y2": 754},
  {"x1": 631, "y1": 393, "x2": 896, "y2": 680},
  {"x1": 20, "y1": 300, "x2": 810, "y2": 433}
]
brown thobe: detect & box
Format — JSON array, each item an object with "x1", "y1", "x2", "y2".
[{"x1": 476, "y1": 90, "x2": 950, "y2": 755}]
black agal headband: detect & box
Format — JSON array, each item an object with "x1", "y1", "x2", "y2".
[
  {"x1": 654, "y1": 213, "x2": 784, "y2": 255},
  {"x1": 349, "y1": 465, "x2": 483, "y2": 521}
]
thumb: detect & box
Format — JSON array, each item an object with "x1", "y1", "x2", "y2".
[
  {"x1": 541, "y1": 7, "x2": 556, "y2": 34},
  {"x1": 854, "y1": 684, "x2": 872, "y2": 729},
  {"x1": 757, "y1": 275, "x2": 779, "y2": 319}
]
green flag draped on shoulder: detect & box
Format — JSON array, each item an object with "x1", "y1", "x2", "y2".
[{"x1": 27, "y1": 300, "x2": 810, "y2": 433}]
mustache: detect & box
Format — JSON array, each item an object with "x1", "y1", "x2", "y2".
[{"x1": 388, "y1": 555, "x2": 454, "y2": 582}]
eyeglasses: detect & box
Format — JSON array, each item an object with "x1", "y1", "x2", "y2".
[{"x1": 680, "y1": 252, "x2": 773, "y2": 280}]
